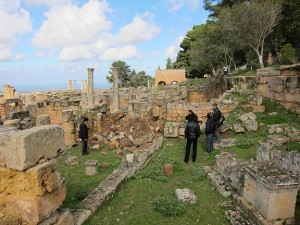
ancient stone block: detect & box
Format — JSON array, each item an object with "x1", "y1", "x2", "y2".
[
  {"x1": 119, "y1": 138, "x2": 133, "y2": 148},
  {"x1": 239, "y1": 112, "x2": 258, "y2": 132},
  {"x1": 164, "y1": 122, "x2": 180, "y2": 138},
  {"x1": 62, "y1": 109, "x2": 73, "y2": 123},
  {"x1": 252, "y1": 105, "x2": 265, "y2": 113},
  {"x1": 0, "y1": 125, "x2": 65, "y2": 171},
  {"x1": 62, "y1": 122, "x2": 75, "y2": 146},
  {"x1": 100, "y1": 162, "x2": 109, "y2": 168},
  {"x1": 162, "y1": 163, "x2": 173, "y2": 176},
  {"x1": 243, "y1": 161, "x2": 299, "y2": 221},
  {"x1": 233, "y1": 124, "x2": 244, "y2": 133},
  {"x1": 175, "y1": 188, "x2": 197, "y2": 204},
  {"x1": 36, "y1": 115, "x2": 50, "y2": 126},
  {"x1": 85, "y1": 160, "x2": 98, "y2": 176},
  {"x1": 65, "y1": 155, "x2": 78, "y2": 165}
]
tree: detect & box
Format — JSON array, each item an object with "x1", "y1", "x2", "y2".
[
  {"x1": 106, "y1": 61, "x2": 131, "y2": 87},
  {"x1": 166, "y1": 57, "x2": 173, "y2": 69},
  {"x1": 220, "y1": 0, "x2": 282, "y2": 68},
  {"x1": 280, "y1": 43, "x2": 297, "y2": 64}
]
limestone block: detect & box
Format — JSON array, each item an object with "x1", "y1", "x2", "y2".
[
  {"x1": 125, "y1": 153, "x2": 134, "y2": 166},
  {"x1": 256, "y1": 95, "x2": 263, "y2": 105},
  {"x1": 233, "y1": 124, "x2": 244, "y2": 133},
  {"x1": 175, "y1": 188, "x2": 197, "y2": 204},
  {"x1": 85, "y1": 160, "x2": 98, "y2": 176},
  {"x1": 164, "y1": 122, "x2": 180, "y2": 138},
  {"x1": 256, "y1": 141, "x2": 274, "y2": 161},
  {"x1": 62, "y1": 110, "x2": 73, "y2": 123},
  {"x1": 0, "y1": 125, "x2": 65, "y2": 171},
  {"x1": 2, "y1": 183, "x2": 67, "y2": 224},
  {"x1": 55, "y1": 209, "x2": 75, "y2": 225},
  {"x1": 162, "y1": 163, "x2": 173, "y2": 176},
  {"x1": 220, "y1": 124, "x2": 233, "y2": 133},
  {"x1": 65, "y1": 156, "x2": 78, "y2": 165},
  {"x1": 243, "y1": 162, "x2": 299, "y2": 221},
  {"x1": 132, "y1": 132, "x2": 154, "y2": 146},
  {"x1": 4, "y1": 119, "x2": 21, "y2": 129},
  {"x1": 252, "y1": 105, "x2": 265, "y2": 113},
  {"x1": 239, "y1": 112, "x2": 258, "y2": 132},
  {"x1": 119, "y1": 138, "x2": 133, "y2": 148},
  {"x1": 36, "y1": 115, "x2": 50, "y2": 126}
]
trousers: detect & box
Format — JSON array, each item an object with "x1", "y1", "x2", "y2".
[
  {"x1": 82, "y1": 140, "x2": 88, "y2": 155},
  {"x1": 184, "y1": 138, "x2": 198, "y2": 163}
]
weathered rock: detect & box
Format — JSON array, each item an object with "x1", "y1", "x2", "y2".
[
  {"x1": 214, "y1": 138, "x2": 237, "y2": 149},
  {"x1": 125, "y1": 153, "x2": 134, "y2": 166},
  {"x1": 132, "y1": 132, "x2": 154, "y2": 146},
  {"x1": 90, "y1": 144, "x2": 100, "y2": 150},
  {"x1": 65, "y1": 155, "x2": 78, "y2": 165},
  {"x1": 164, "y1": 122, "x2": 179, "y2": 138},
  {"x1": 284, "y1": 127, "x2": 300, "y2": 142},
  {"x1": 100, "y1": 162, "x2": 109, "y2": 168},
  {"x1": 127, "y1": 146, "x2": 138, "y2": 153},
  {"x1": 116, "y1": 150, "x2": 124, "y2": 157},
  {"x1": 119, "y1": 138, "x2": 133, "y2": 148},
  {"x1": 85, "y1": 160, "x2": 98, "y2": 176},
  {"x1": 233, "y1": 124, "x2": 245, "y2": 133},
  {"x1": 36, "y1": 115, "x2": 50, "y2": 126},
  {"x1": 55, "y1": 209, "x2": 75, "y2": 225},
  {"x1": 253, "y1": 105, "x2": 265, "y2": 113},
  {"x1": 0, "y1": 125, "x2": 65, "y2": 171},
  {"x1": 175, "y1": 188, "x2": 197, "y2": 204},
  {"x1": 108, "y1": 143, "x2": 117, "y2": 151},
  {"x1": 100, "y1": 151, "x2": 107, "y2": 157},
  {"x1": 162, "y1": 163, "x2": 173, "y2": 176},
  {"x1": 239, "y1": 112, "x2": 258, "y2": 131},
  {"x1": 62, "y1": 110, "x2": 73, "y2": 123},
  {"x1": 220, "y1": 124, "x2": 233, "y2": 133}
]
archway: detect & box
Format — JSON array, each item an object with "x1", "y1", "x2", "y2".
[{"x1": 158, "y1": 81, "x2": 166, "y2": 86}]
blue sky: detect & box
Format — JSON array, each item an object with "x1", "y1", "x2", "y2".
[{"x1": 0, "y1": 0, "x2": 209, "y2": 90}]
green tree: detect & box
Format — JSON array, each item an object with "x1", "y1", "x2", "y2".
[
  {"x1": 166, "y1": 57, "x2": 173, "y2": 69},
  {"x1": 106, "y1": 61, "x2": 132, "y2": 87},
  {"x1": 280, "y1": 43, "x2": 297, "y2": 64},
  {"x1": 220, "y1": 0, "x2": 282, "y2": 68}
]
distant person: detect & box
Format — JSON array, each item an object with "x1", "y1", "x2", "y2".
[
  {"x1": 184, "y1": 119, "x2": 201, "y2": 163},
  {"x1": 79, "y1": 117, "x2": 89, "y2": 155},
  {"x1": 205, "y1": 113, "x2": 216, "y2": 155},
  {"x1": 185, "y1": 110, "x2": 198, "y2": 123},
  {"x1": 212, "y1": 103, "x2": 222, "y2": 142}
]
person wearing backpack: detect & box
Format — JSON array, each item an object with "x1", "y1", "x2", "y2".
[
  {"x1": 184, "y1": 118, "x2": 201, "y2": 163},
  {"x1": 212, "y1": 102, "x2": 224, "y2": 142},
  {"x1": 205, "y1": 113, "x2": 216, "y2": 154}
]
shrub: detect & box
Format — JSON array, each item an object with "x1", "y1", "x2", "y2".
[
  {"x1": 190, "y1": 165, "x2": 206, "y2": 181},
  {"x1": 280, "y1": 43, "x2": 297, "y2": 64},
  {"x1": 236, "y1": 140, "x2": 253, "y2": 149},
  {"x1": 153, "y1": 197, "x2": 185, "y2": 217}
]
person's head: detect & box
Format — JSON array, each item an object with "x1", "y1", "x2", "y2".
[
  {"x1": 207, "y1": 113, "x2": 212, "y2": 119},
  {"x1": 212, "y1": 102, "x2": 218, "y2": 110},
  {"x1": 188, "y1": 110, "x2": 193, "y2": 115},
  {"x1": 83, "y1": 117, "x2": 89, "y2": 122}
]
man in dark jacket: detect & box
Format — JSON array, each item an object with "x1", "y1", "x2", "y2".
[
  {"x1": 185, "y1": 110, "x2": 198, "y2": 123},
  {"x1": 79, "y1": 117, "x2": 89, "y2": 155},
  {"x1": 184, "y1": 119, "x2": 200, "y2": 163},
  {"x1": 205, "y1": 113, "x2": 216, "y2": 154},
  {"x1": 212, "y1": 103, "x2": 222, "y2": 142}
]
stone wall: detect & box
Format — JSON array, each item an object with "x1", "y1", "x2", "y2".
[
  {"x1": 154, "y1": 69, "x2": 186, "y2": 86},
  {"x1": 256, "y1": 65, "x2": 300, "y2": 114},
  {"x1": 0, "y1": 125, "x2": 70, "y2": 224}
]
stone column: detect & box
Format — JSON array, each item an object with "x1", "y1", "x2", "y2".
[
  {"x1": 73, "y1": 80, "x2": 76, "y2": 91},
  {"x1": 112, "y1": 67, "x2": 120, "y2": 112},
  {"x1": 87, "y1": 68, "x2": 94, "y2": 108},
  {"x1": 147, "y1": 79, "x2": 150, "y2": 88},
  {"x1": 68, "y1": 80, "x2": 72, "y2": 90},
  {"x1": 84, "y1": 80, "x2": 88, "y2": 93},
  {"x1": 80, "y1": 80, "x2": 83, "y2": 91}
]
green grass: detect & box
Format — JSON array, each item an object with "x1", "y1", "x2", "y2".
[
  {"x1": 233, "y1": 69, "x2": 256, "y2": 77},
  {"x1": 57, "y1": 145, "x2": 122, "y2": 208},
  {"x1": 84, "y1": 138, "x2": 231, "y2": 225}
]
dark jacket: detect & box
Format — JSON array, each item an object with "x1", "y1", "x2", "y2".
[
  {"x1": 79, "y1": 122, "x2": 88, "y2": 140},
  {"x1": 185, "y1": 113, "x2": 198, "y2": 123},
  {"x1": 212, "y1": 108, "x2": 222, "y2": 123},
  {"x1": 185, "y1": 121, "x2": 200, "y2": 140},
  {"x1": 205, "y1": 117, "x2": 216, "y2": 135}
]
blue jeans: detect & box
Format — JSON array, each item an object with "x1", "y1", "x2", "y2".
[{"x1": 206, "y1": 134, "x2": 214, "y2": 154}]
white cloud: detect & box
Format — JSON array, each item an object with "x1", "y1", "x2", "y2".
[
  {"x1": 0, "y1": 0, "x2": 32, "y2": 61},
  {"x1": 23, "y1": 0, "x2": 72, "y2": 7},
  {"x1": 117, "y1": 13, "x2": 160, "y2": 44},
  {"x1": 59, "y1": 45, "x2": 93, "y2": 61},
  {"x1": 32, "y1": 0, "x2": 112, "y2": 48},
  {"x1": 165, "y1": 35, "x2": 184, "y2": 60},
  {"x1": 168, "y1": 0, "x2": 200, "y2": 12},
  {"x1": 100, "y1": 45, "x2": 138, "y2": 61}
]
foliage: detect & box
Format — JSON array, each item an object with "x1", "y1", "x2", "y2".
[
  {"x1": 106, "y1": 61, "x2": 154, "y2": 88},
  {"x1": 236, "y1": 139, "x2": 253, "y2": 149},
  {"x1": 166, "y1": 57, "x2": 173, "y2": 69},
  {"x1": 233, "y1": 69, "x2": 256, "y2": 77},
  {"x1": 280, "y1": 43, "x2": 297, "y2": 64},
  {"x1": 153, "y1": 197, "x2": 185, "y2": 217},
  {"x1": 190, "y1": 165, "x2": 206, "y2": 181}
]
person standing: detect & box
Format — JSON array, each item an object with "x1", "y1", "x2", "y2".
[
  {"x1": 212, "y1": 103, "x2": 222, "y2": 142},
  {"x1": 79, "y1": 117, "x2": 89, "y2": 155},
  {"x1": 205, "y1": 113, "x2": 216, "y2": 155},
  {"x1": 185, "y1": 110, "x2": 198, "y2": 123},
  {"x1": 184, "y1": 119, "x2": 200, "y2": 163}
]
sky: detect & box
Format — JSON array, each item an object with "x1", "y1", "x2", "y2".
[{"x1": 0, "y1": 0, "x2": 209, "y2": 91}]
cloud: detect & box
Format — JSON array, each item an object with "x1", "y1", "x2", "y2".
[
  {"x1": 117, "y1": 13, "x2": 160, "y2": 44},
  {"x1": 59, "y1": 45, "x2": 93, "y2": 61},
  {"x1": 165, "y1": 36, "x2": 184, "y2": 60},
  {"x1": 168, "y1": 0, "x2": 200, "y2": 12},
  {"x1": 0, "y1": 0, "x2": 32, "y2": 61},
  {"x1": 23, "y1": 0, "x2": 72, "y2": 7},
  {"x1": 100, "y1": 45, "x2": 138, "y2": 61},
  {"x1": 32, "y1": 0, "x2": 112, "y2": 48}
]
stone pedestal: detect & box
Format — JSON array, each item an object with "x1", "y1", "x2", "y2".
[
  {"x1": 162, "y1": 163, "x2": 173, "y2": 176},
  {"x1": 87, "y1": 68, "x2": 94, "y2": 108},
  {"x1": 67, "y1": 80, "x2": 72, "y2": 91},
  {"x1": 243, "y1": 161, "x2": 299, "y2": 221},
  {"x1": 112, "y1": 67, "x2": 120, "y2": 112},
  {"x1": 85, "y1": 160, "x2": 98, "y2": 176}
]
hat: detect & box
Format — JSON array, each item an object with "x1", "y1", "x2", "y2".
[{"x1": 212, "y1": 102, "x2": 218, "y2": 106}]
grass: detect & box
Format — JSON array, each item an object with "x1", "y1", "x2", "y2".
[
  {"x1": 57, "y1": 144, "x2": 122, "y2": 208},
  {"x1": 84, "y1": 138, "x2": 231, "y2": 225},
  {"x1": 233, "y1": 69, "x2": 256, "y2": 77}
]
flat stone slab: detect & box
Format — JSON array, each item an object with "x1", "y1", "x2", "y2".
[
  {"x1": 65, "y1": 156, "x2": 78, "y2": 165},
  {"x1": 175, "y1": 188, "x2": 197, "y2": 204}
]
